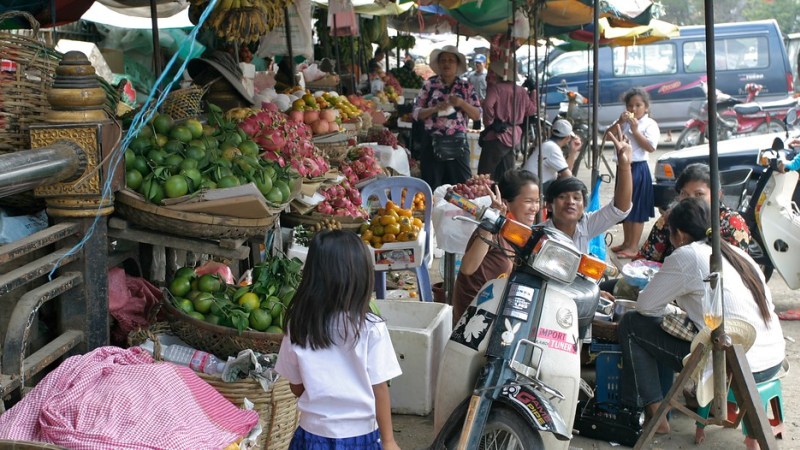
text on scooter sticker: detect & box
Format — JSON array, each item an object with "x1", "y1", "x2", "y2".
[
  {"x1": 507, "y1": 386, "x2": 551, "y2": 426},
  {"x1": 502, "y1": 283, "x2": 535, "y2": 321},
  {"x1": 536, "y1": 328, "x2": 577, "y2": 354}
]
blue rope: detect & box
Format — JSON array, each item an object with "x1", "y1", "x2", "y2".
[{"x1": 48, "y1": 0, "x2": 218, "y2": 280}]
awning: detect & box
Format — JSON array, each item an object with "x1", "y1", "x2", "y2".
[{"x1": 81, "y1": 1, "x2": 192, "y2": 29}]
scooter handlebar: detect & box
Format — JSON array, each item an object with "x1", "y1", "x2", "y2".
[{"x1": 444, "y1": 189, "x2": 505, "y2": 235}]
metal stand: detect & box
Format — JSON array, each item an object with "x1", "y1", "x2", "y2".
[{"x1": 634, "y1": 339, "x2": 778, "y2": 449}]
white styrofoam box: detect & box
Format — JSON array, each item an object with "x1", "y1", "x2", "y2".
[
  {"x1": 379, "y1": 300, "x2": 453, "y2": 415},
  {"x1": 287, "y1": 243, "x2": 308, "y2": 266},
  {"x1": 467, "y1": 132, "x2": 481, "y2": 175},
  {"x1": 370, "y1": 230, "x2": 426, "y2": 271}
]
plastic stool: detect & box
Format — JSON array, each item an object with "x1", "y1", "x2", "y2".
[{"x1": 695, "y1": 378, "x2": 784, "y2": 439}]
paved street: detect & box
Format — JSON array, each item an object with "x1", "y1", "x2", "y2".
[{"x1": 391, "y1": 135, "x2": 800, "y2": 449}]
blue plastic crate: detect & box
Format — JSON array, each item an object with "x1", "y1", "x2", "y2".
[
  {"x1": 590, "y1": 340, "x2": 621, "y2": 354},
  {"x1": 595, "y1": 351, "x2": 622, "y2": 404}
]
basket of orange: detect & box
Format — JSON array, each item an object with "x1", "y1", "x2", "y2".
[{"x1": 358, "y1": 200, "x2": 426, "y2": 271}]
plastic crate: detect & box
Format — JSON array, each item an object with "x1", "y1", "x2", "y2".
[
  {"x1": 595, "y1": 351, "x2": 622, "y2": 404},
  {"x1": 590, "y1": 340, "x2": 621, "y2": 354}
]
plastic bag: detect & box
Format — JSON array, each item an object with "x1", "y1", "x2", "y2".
[
  {"x1": 431, "y1": 185, "x2": 492, "y2": 254},
  {"x1": 0, "y1": 209, "x2": 48, "y2": 245}
]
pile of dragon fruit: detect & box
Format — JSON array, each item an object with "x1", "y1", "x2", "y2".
[
  {"x1": 238, "y1": 104, "x2": 329, "y2": 178},
  {"x1": 315, "y1": 181, "x2": 367, "y2": 218},
  {"x1": 339, "y1": 146, "x2": 382, "y2": 186}
]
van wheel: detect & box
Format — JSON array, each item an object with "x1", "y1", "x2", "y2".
[
  {"x1": 676, "y1": 126, "x2": 705, "y2": 149},
  {"x1": 444, "y1": 406, "x2": 544, "y2": 450}
]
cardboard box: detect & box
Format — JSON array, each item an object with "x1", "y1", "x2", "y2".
[{"x1": 379, "y1": 300, "x2": 453, "y2": 415}]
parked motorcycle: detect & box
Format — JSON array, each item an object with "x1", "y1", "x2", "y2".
[
  {"x1": 739, "y1": 108, "x2": 800, "y2": 288},
  {"x1": 676, "y1": 82, "x2": 795, "y2": 149},
  {"x1": 429, "y1": 190, "x2": 607, "y2": 449}
]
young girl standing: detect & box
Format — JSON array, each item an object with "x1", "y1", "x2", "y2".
[
  {"x1": 275, "y1": 231, "x2": 402, "y2": 450},
  {"x1": 606, "y1": 87, "x2": 659, "y2": 258}
]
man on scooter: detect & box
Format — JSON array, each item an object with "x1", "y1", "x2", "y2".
[{"x1": 540, "y1": 129, "x2": 633, "y2": 254}]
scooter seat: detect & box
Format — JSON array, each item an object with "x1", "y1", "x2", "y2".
[
  {"x1": 759, "y1": 97, "x2": 798, "y2": 111},
  {"x1": 733, "y1": 103, "x2": 762, "y2": 115}
]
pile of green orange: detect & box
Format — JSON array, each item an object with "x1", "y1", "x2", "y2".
[{"x1": 124, "y1": 109, "x2": 295, "y2": 205}]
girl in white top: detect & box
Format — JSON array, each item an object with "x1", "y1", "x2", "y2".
[
  {"x1": 618, "y1": 197, "x2": 784, "y2": 435},
  {"x1": 604, "y1": 88, "x2": 660, "y2": 259},
  {"x1": 276, "y1": 231, "x2": 402, "y2": 450}
]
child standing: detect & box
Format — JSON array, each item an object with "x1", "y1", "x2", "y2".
[
  {"x1": 605, "y1": 87, "x2": 659, "y2": 258},
  {"x1": 275, "y1": 231, "x2": 402, "y2": 450}
]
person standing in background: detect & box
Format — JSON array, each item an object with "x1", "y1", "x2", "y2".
[{"x1": 465, "y1": 54, "x2": 487, "y2": 130}]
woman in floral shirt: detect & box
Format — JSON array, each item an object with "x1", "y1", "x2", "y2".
[
  {"x1": 637, "y1": 163, "x2": 750, "y2": 263},
  {"x1": 413, "y1": 45, "x2": 481, "y2": 190}
]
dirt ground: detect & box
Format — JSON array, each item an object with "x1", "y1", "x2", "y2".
[{"x1": 390, "y1": 136, "x2": 800, "y2": 449}]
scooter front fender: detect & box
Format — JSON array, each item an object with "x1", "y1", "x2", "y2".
[{"x1": 496, "y1": 383, "x2": 572, "y2": 441}]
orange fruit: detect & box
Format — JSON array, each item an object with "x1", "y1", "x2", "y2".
[
  {"x1": 382, "y1": 233, "x2": 396, "y2": 243},
  {"x1": 413, "y1": 218, "x2": 423, "y2": 228},
  {"x1": 238, "y1": 292, "x2": 261, "y2": 311},
  {"x1": 361, "y1": 229, "x2": 374, "y2": 241},
  {"x1": 385, "y1": 200, "x2": 398, "y2": 211},
  {"x1": 379, "y1": 215, "x2": 396, "y2": 226},
  {"x1": 384, "y1": 223, "x2": 401, "y2": 236},
  {"x1": 397, "y1": 208, "x2": 412, "y2": 217}
]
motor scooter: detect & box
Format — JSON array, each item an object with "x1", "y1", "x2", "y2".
[
  {"x1": 739, "y1": 108, "x2": 800, "y2": 288},
  {"x1": 675, "y1": 82, "x2": 795, "y2": 149},
  {"x1": 429, "y1": 190, "x2": 607, "y2": 449}
]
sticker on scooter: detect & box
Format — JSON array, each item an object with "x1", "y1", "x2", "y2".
[
  {"x1": 502, "y1": 283, "x2": 536, "y2": 321},
  {"x1": 536, "y1": 327, "x2": 578, "y2": 354},
  {"x1": 451, "y1": 306, "x2": 496, "y2": 350},
  {"x1": 503, "y1": 385, "x2": 551, "y2": 427},
  {"x1": 501, "y1": 319, "x2": 521, "y2": 346},
  {"x1": 477, "y1": 284, "x2": 494, "y2": 305}
]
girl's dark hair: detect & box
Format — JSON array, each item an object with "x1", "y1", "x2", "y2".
[
  {"x1": 675, "y1": 163, "x2": 713, "y2": 193},
  {"x1": 622, "y1": 87, "x2": 651, "y2": 108},
  {"x1": 497, "y1": 169, "x2": 538, "y2": 202},
  {"x1": 285, "y1": 230, "x2": 376, "y2": 349},
  {"x1": 667, "y1": 198, "x2": 770, "y2": 323}
]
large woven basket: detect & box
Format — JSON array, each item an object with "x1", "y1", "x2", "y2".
[
  {"x1": 280, "y1": 211, "x2": 365, "y2": 231},
  {"x1": 128, "y1": 324, "x2": 298, "y2": 450},
  {"x1": 115, "y1": 189, "x2": 276, "y2": 240},
  {"x1": 160, "y1": 295, "x2": 283, "y2": 359},
  {"x1": 0, "y1": 12, "x2": 62, "y2": 154},
  {"x1": 161, "y1": 84, "x2": 210, "y2": 121},
  {"x1": 315, "y1": 140, "x2": 349, "y2": 165}
]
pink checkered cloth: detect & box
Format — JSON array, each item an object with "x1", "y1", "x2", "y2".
[{"x1": 0, "y1": 346, "x2": 258, "y2": 449}]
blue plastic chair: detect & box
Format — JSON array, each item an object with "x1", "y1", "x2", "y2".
[{"x1": 361, "y1": 176, "x2": 433, "y2": 301}]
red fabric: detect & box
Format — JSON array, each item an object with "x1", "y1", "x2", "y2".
[
  {"x1": 108, "y1": 267, "x2": 161, "y2": 346},
  {"x1": 0, "y1": 346, "x2": 258, "y2": 449}
]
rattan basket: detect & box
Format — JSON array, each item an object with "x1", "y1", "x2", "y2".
[
  {"x1": 280, "y1": 211, "x2": 365, "y2": 231},
  {"x1": 160, "y1": 295, "x2": 283, "y2": 358},
  {"x1": 0, "y1": 12, "x2": 62, "y2": 154},
  {"x1": 128, "y1": 323, "x2": 298, "y2": 450},
  {"x1": 161, "y1": 84, "x2": 211, "y2": 121},
  {"x1": 315, "y1": 140, "x2": 349, "y2": 165},
  {"x1": 115, "y1": 189, "x2": 276, "y2": 240}
]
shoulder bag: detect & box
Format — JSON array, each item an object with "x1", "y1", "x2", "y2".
[
  {"x1": 660, "y1": 311, "x2": 699, "y2": 341},
  {"x1": 432, "y1": 132, "x2": 469, "y2": 161}
]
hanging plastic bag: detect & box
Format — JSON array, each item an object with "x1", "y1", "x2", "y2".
[
  {"x1": 587, "y1": 178, "x2": 607, "y2": 261},
  {"x1": 0, "y1": 209, "x2": 48, "y2": 245}
]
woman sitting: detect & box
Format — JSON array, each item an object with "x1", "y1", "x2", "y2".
[
  {"x1": 637, "y1": 163, "x2": 750, "y2": 263},
  {"x1": 618, "y1": 197, "x2": 785, "y2": 435},
  {"x1": 451, "y1": 169, "x2": 540, "y2": 324}
]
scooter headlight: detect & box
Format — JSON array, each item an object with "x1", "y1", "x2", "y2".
[{"x1": 530, "y1": 235, "x2": 581, "y2": 283}]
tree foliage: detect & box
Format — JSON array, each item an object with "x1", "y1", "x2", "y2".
[{"x1": 657, "y1": 0, "x2": 800, "y2": 34}]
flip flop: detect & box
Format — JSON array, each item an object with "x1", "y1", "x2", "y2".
[
  {"x1": 610, "y1": 245, "x2": 625, "y2": 253},
  {"x1": 616, "y1": 250, "x2": 639, "y2": 259},
  {"x1": 778, "y1": 309, "x2": 800, "y2": 320}
]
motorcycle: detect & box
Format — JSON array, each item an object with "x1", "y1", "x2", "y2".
[
  {"x1": 429, "y1": 190, "x2": 608, "y2": 449},
  {"x1": 676, "y1": 82, "x2": 795, "y2": 149},
  {"x1": 739, "y1": 107, "x2": 800, "y2": 288}
]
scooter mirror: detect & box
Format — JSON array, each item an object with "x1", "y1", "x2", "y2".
[{"x1": 786, "y1": 107, "x2": 799, "y2": 128}]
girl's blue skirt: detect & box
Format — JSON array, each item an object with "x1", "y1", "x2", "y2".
[
  {"x1": 289, "y1": 427, "x2": 382, "y2": 450},
  {"x1": 627, "y1": 160, "x2": 655, "y2": 222}
]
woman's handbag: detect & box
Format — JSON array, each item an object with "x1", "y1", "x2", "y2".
[
  {"x1": 432, "y1": 132, "x2": 469, "y2": 161},
  {"x1": 660, "y1": 311, "x2": 699, "y2": 341}
]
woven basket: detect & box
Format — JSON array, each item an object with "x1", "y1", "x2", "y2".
[
  {"x1": 315, "y1": 140, "x2": 349, "y2": 165},
  {"x1": 160, "y1": 295, "x2": 283, "y2": 359},
  {"x1": 0, "y1": 12, "x2": 62, "y2": 154},
  {"x1": 161, "y1": 84, "x2": 210, "y2": 121},
  {"x1": 115, "y1": 189, "x2": 276, "y2": 240},
  {"x1": 280, "y1": 211, "x2": 365, "y2": 231},
  {"x1": 128, "y1": 324, "x2": 298, "y2": 450},
  {"x1": 592, "y1": 319, "x2": 619, "y2": 343}
]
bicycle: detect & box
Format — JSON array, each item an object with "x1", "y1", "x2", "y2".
[{"x1": 556, "y1": 87, "x2": 615, "y2": 178}]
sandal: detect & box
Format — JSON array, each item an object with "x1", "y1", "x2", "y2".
[
  {"x1": 610, "y1": 245, "x2": 625, "y2": 253},
  {"x1": 616, "y1": 250, "x2": 639, "y2": 259},
  {"x1": 778, "y1": 309, "x2": 800, "y2": 320}
]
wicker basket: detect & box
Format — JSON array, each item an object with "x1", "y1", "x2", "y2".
[
  {"x1": 115, "y1": 189, "x2": 276, "y2": 240},
  {"x1": 160, "y1": 295, "x2": 283, "y2": 358},
  {"x1": 128, "y1": 324, "x2": 298, "y2": 450},
  {"x1": 280, "y1": 211, "x2": 365, "y2": 231},
  {"x1": 161, "y1": 84, "x2": 210, "y2": 121},
  {"x1": 0, "y1": 12, "x2": 62, "y2": 154},
  {"x1": 315, "y1": 140, "x2": 350, "y2": 165},
  {"x1": 592, "y1": 319, "x2": 619, "y2": 343}
]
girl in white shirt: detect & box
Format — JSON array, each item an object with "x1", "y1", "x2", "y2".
[
  {"x1": 618, "y1": 198, "x2": 784, "y2": 435},
  {"x1": 276, "y1": 231, "x2": 402, "y2": 450},
  {"x1": 605, "y1": 87, "x2": 660, "y2": 259}
]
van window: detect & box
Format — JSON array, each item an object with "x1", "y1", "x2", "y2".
[
  {"x1": 683, "y1": 37, "x2": 769, "y2": 72},
  {"x1": 548, "y1": 50, "x2": 593, "y2": 77},
  {"x1": 612, "y1": 43, "x2": 676, "y2": 76}
]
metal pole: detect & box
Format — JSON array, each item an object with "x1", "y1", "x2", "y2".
[
  {"x1": 149, "y1": 0, "x2": 162, "y2": 81},
  {"x1": 0, "y1": 141, "x2": 86, "y2": 199},
  {"x1": 284, "y1": 6, "x2": 296, "y2": 87},
  {"x1": 333, "y1": 15, "x2": 342, "y2": 77},
  {"x1": 590, "y1": 0, "x2": 600, "y2": 191},
  {"x1": 350, "y1": 34, "x2": 357, "y2": 94}
]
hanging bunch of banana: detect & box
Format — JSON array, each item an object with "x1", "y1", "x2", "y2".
[{"x1": 188, "y1": 0, "x2": 293, "y2": 45}]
